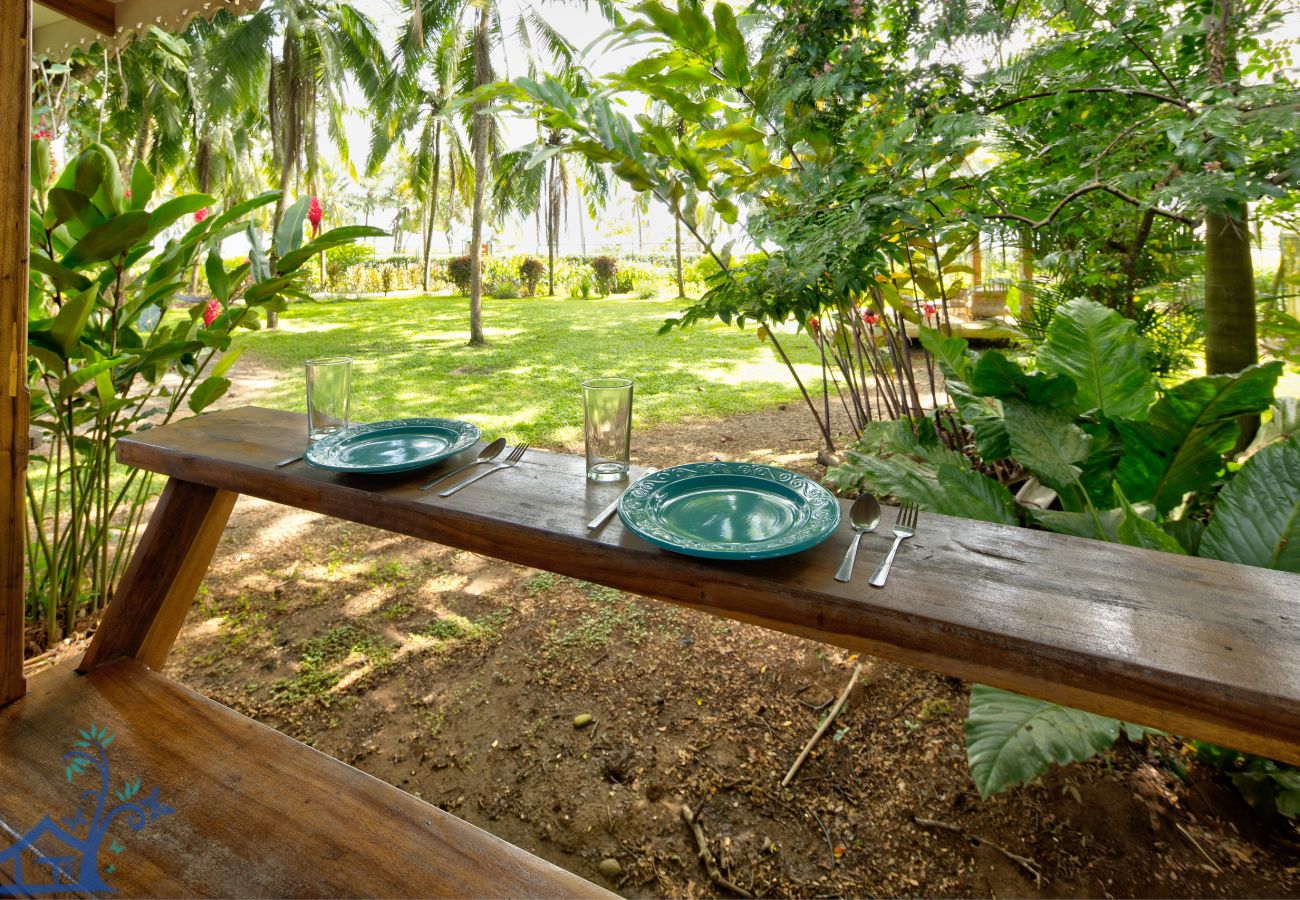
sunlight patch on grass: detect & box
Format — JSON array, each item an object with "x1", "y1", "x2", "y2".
[{"x1": 228, "y1": 293, "x2": 817, "y2": 445}]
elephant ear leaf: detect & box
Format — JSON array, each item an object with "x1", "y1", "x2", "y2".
[
  {"x1": 1200, "y1": 437, "x2": 1300, "y2": 573},
  {"x1": 1115, "y1": 362, "x2": 1283, "y2": 514},
  {"x1": 1037, "y1": 298, "x2": 1155, "y2": 420},
  {"x1": 965, "y1": 685, "x2": 1122, "y2": 799}
]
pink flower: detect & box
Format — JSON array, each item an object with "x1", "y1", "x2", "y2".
[
  {"x1": 923, "y1": 301, "x2": 938, "y2": 319},
  {"x1": 203, "y1": 298, "x2": 221, "y2": 326},
  {"x1": 32, "y1": 115, "x2": 52, "y2": 140},
  {"x1": 194, "y1": 207, "x2": 210, "y2": 223},
  {"x1": 308, "y1": 196, "x2": 323, "y2": 237},
  {"x1": 861, "y1": 309, "x2": 880, "y2": 326},
  {"x1": 823, "y1": 60, "x2": 833, "y2": 73}
]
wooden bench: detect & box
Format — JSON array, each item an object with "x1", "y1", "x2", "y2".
[{"x1": 0, "y1": 657, "x2": 608, "y2": 897}]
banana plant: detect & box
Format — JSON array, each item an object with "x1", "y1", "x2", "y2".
[{"x1": 25, "y1": 139, "x2": 382, "y2": 646}]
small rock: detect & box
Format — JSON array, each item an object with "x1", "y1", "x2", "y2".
[
  {"x1": 574, "y1": 714, "x2": 594, "y2": 728},
  {"x1": 598, "y1": 858, "x2": 623, "y2": 879}
]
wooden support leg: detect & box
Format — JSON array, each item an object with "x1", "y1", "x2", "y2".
[
  {"x1": 78, "y1": 479, "x2": 237, "y2": 673},
  {"x1": 0, "y1": 0, "x2": 32, "y2": 707}
]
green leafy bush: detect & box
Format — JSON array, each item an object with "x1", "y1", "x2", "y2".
[
  {"x1": 590, "y1": 255, "x2": 618, "y2": 296},
  {"x1": 828, "y1": 297, "x2": 1298, "y2": 808},
  {"x1": 324, "y1": 243, "x2": 374, "y2": 289},
  {"x1": 447, "y1": 255, "x2": 476, "y2": 295},
  {"x1": 519, "y1": 257, "x2": 545, "y2": 296},
  {"x1": 25, "y1": 141, "x2": 379, "y2": 645}
]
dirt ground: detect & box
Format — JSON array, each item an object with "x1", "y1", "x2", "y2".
[{"x1": 113, "y1": 402, "x2": 1300, "y2": 899}]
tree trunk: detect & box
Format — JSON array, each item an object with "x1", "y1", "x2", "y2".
[
  {"x1": 467, "y1": 3, "x2": 490, "y2": 347},
  {"x1": 675, "y1": 215, "x2": 685, "y2": 298},
  {"x1": 1204, "y1": 208, "x2": 1257, "y2": 375},
  {"x1": 422, "y1": 122, "x2": 442, "y2": 293},
  {"x1": 545, "y1": 163, "x2": 555, "y2": 296}
]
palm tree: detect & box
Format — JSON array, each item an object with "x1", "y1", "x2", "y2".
[
  {"x1": 370, "y1": 18, "x2": 475, "y2": 293},
  {"x1": 384, "y1": 0, "x2": 609, "y2": 343},
  {"x1": 217, "y1": 0, "x2": 387, "y2": 322}
]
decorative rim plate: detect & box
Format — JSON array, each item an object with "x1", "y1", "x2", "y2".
[
  {"x1": 304, "y1": 418, "x2": 481, "y2": 474},
  {"x1": 617, "y1": 461, "x2": 841, "y2": 560}
]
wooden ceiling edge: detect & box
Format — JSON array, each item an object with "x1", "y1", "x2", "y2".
[{"x1": 34, "y1": 0, "x2": 114, "y2": 36}]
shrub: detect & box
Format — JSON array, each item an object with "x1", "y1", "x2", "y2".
[
  {"x1": 590, "y1": 255, "x2": 618, "y2": 296},
  {"x1": 447, "y1": 255, "x2": 476, "y2": 295},
  {"x1": 492, "y1": 278, "x2": 522, "y2": 299},
  {"x1": 519, "y1": 257, "x2": 546, "y2": 296},
  {"x1": 325, "y1": 243, "x2": 375, "y2": 290},
  {"x1": 636, "y1": 283, "x2": 657, "y2": 300}
]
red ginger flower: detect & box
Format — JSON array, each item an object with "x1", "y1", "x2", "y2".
[
  {"x1": 308, "y1": 196, "x2": 323, "y2": 237},
  {"x1": 203, "y1": 298, "x2": 221, "y2": 326},
  {"x1": 808, "y1": 315, "x2": 821, "y2": 336},
  {"x1": 923, "y1": 301, "x2": 938, "y2": 319},
  {"x1": 194, "y1": 207, "x2": 210, "y2": 223},
  {"x1": 861, "y1": 309, "x2": 880, "y2": 326}
]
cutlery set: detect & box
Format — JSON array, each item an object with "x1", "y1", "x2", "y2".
[{"x1": 280, "y1": 416, "x2": 916, "y2": 585}]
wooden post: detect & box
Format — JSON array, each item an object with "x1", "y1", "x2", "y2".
[
  {"x1": 78, "y1": 479, "x2": 236, "y2": 673},
  {"x1": 971, "y1": 238, "x2": 982, "y2": 286},
  {"x1": 1, "y1": 0, "x2": 31, "y2": 707}
]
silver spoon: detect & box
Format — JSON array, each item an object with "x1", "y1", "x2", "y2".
[
  {"x1": 419, "y1": 437, "x2": 507, "y2": 491},
  {"x1": 834, "y1": 494, "x2": 882, "y2": 582}
]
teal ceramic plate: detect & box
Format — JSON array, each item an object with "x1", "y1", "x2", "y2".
[
  {"x1": 304, "y1": 418, "x2": 481, "y2": 474},
  {"x1": 618, "y1": 462, "x2": 841, "y2": 560}
]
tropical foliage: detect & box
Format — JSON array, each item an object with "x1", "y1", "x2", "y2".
[
  {"x1": 25, "y1": 141, "x2": 379, "y2": 642},
  {"x1": 827, "y1": 298, "x2": 1299, "y2": 812}
]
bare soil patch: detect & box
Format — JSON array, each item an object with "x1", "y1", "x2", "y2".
[{"x1": 108, "y1": 404, "x2": 1300, "y2": 896}]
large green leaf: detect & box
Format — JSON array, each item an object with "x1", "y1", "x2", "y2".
[
  {"x1": 934, "y1": 464, "x2": 1020, "y2": 525},
  {"x1": 47, "y1": 289, "x2": 98, "y2": 354},
  {"x1": 918, "y1": 325, "x2": 972, "y2": 381},
  {"x1": 129, "y1": 162, "x2": 154, "y2": 211},
  {"x1": 970, "y1": 350, "x2": 1075, "y2": 408},
  {"x1": 61, "y1": 211, "x2": 150, "y2": 268},
  {"x1": 1002, "y1": 399, "x2": 1091, "y2": 495},
  {"x1": 712, "y1": 2, "x2": 749, "y2": 86},
  {"x1": 1200, "y1": 437, "x2": 1300, "y2": 573},
  {"x1": 273, "y1": 196, "x2": 310, "y2": 258},
  {"x1": 1115, "y1": 362, "x2": 1283, "y2": 514},
  {"x1": 965, "y1": 685, "x2": 1121, "y2": 799},
  {"x1": 30, "y1": 252, "x2": 92, "y2": 292},
  {"x1": 1037, "y1": 298, "x2": 1156, "y2": 420},
  {"x1": 275, "y1": 225, "x2": 386, "y2": 274},
  {"x1": 143, "y1": 194, "x2": 213, "y2": 243},
  {"x1": 188, "y1": 375, "x2": 231, "y2": 413},
  {"x1": 1114, "y1": 487, "x2": 1185, "y2": 554}
]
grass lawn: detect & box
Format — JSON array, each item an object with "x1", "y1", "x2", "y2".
[{"x1": 229, "y1": 291, "x2": 821, "y2": 446}]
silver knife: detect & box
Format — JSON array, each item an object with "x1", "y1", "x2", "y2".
[{"x1": 586, "y1": 469, "x2": 653, "y2": 530}]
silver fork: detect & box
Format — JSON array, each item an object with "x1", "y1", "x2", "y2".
[
  {"x1": 438, "y1": 443, "x2": 529, "y2": 497},
  {"x1": 869, "y1": 502, "x2": 918, "y2": 588}
]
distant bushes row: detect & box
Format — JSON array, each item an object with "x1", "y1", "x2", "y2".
[{"x1": 307, "y1": 245, "x2": 709, "y2": 299}]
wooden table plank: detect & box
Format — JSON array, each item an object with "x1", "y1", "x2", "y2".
[
  {"x1": 0, "y1": 659, "x2": 608, "y2": 898},
  {"x1": 114, "y1": 406, "x2": 1300, "y2": 764}
]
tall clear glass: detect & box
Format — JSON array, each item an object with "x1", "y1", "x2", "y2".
[
  {"x1": 306, "y1": 357, "x2": 352, "y2": 442},
  {"x1": 582, "y1": 376, "x2": 633, "y2": 481}
]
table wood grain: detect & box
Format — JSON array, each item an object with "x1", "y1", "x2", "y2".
[{"x1": 108, "y1": 406, "x2": 1300, "y2": 764}]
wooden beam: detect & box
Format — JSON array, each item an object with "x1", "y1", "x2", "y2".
[
  {"x1": 78, "y1": 479, "x2": 236, "y2": 673},
  {"x1": 0, "y1": 0, "x2": 31, "y2": 708},
  {"x1": 33, "y1": 0, "x2": 112, "y2": 34}
]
